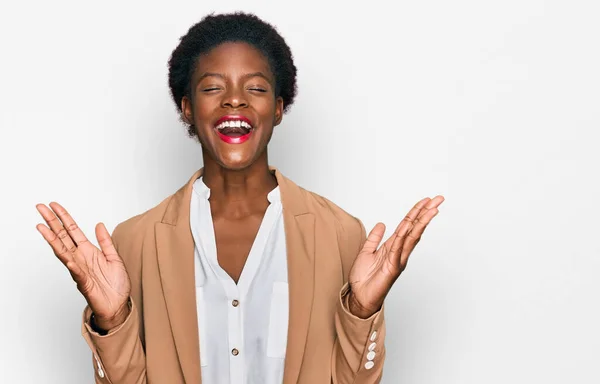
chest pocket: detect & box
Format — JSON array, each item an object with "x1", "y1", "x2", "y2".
[
  {"x1": 196, "y1": 287, "x2": 209, "y2": 367},
  {"x1": 266, "y1": 281, "x2": 289, "y2": 358}
]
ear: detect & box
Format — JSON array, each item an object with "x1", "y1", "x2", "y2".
[
  {"x1": 273, "y1": 96, "x2": 284, "y2": 126},
  {"x1": 181, "y1": 96, "x2": 194, "y2": 125}
]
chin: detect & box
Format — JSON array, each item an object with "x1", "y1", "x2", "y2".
[{"x1": 215, "y1": 154, "x2": 257, "y2": 171}]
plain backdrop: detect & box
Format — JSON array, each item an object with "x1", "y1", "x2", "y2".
[{"x1": 1, "y1": 0, "x2": 599, "y2": 383}]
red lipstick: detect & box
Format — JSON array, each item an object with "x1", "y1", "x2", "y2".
[
  {"x1": 216, "y1": 130, "x2": 252, "y2": 144},
  {"x1": 214, "y1": 115, "x2": 254, "y2": 144}
]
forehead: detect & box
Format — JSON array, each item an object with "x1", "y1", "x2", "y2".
[{"x1": 194, "y1": 41, "x2": 274, "y2": 80}]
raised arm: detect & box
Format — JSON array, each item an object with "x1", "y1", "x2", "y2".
[
  {"x1": 332, "y1": 195, "x2": 444, "y2": 383},
  {"x1": 36, "y1": 202, "x2": 146, "y2": 383}
]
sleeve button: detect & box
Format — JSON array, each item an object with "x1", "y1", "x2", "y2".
[
  {"x1": 365, "y1": 361, "x2": 375, "y2": 370},
  {"x1": 370, "y1": 331, "x2": 377, "y2": 341}
]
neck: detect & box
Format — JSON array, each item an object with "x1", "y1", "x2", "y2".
[{"x1": 201, "y1": 152, "x2": 277, "y2": 205}]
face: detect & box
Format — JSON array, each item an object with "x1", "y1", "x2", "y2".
[{"x1": 182, "y1": 42, "x2": 284, "y2": 170}]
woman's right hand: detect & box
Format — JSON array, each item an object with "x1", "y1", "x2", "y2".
[{"x1": 36, "y1": 202, "x2": 131, "y2": 331}]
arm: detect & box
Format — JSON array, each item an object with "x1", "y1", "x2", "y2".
[
  {"x1": 82, "y1": 298, "x2": 146, "y2": 383},
  {"x1": 36, "y1": 203, "x2": 147, "y2": 383},
  {"x1": 80, "y1": 222, "x2": 147, "y2": 383},
  {"x1": 332, "y1": 219, "x2": 385, "y2": 383},
  {"x1": 331, "y1": 194, "x2": 444, "y2": 383}
]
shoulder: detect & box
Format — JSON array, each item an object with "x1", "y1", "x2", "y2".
[
  {"x1": 291, "y1": 184, "x2": 367, "y2": 280},
  {"x1": 290, "y1": 184, "x2": 367, "y2": 255},
  {"x1": 110, "y1": 194, "x2": 175, "y2": 252},
  {"x1": 304, "y1": 188, "x2": 363, "y2": 234},
  {"x1": 276, "y1": 169, "x2": 365, "y2": 242}
]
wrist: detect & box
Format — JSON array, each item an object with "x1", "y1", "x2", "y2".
[
  {"x1": 347, "y1": 290, "x2": 379, "y2": 319},
  {"x1": 92, "y1": 301, "x2": 131, "y2": 333}
]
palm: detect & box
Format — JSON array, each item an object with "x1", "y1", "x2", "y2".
[
  {"x1": 348, "y1": 237, "x2": 401, "y2": 312},
  {"x1": 72, "y1": 240, "x2": 130, "y2": 318},
  {"x1": 348, "y1": 195, "x2": 445, "y2": 316},
  {"x1": 36, "y1": 202, "x2": 131, "y2": 319}
]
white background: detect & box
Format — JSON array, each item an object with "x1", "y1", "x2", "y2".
[{"x1": 1, "y1": 0, "x2": 599, "y2": 383}]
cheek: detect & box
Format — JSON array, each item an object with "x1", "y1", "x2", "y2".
[
  {"x1": 194, "y1": 104, "x2": 211, "y2": 120},
  {"x1": 192, "y1": 96, "x2": 215, "y2": 119},
  {"x1": 255, "y1": 98, "x2": 277, "y2": 120}
]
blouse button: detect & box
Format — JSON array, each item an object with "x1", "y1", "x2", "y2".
[
  {"x1": 232, "y1": 299, "x2": 239, "y2": 307},
  {"x1": 231, "y1": 348, "x2": 239, "y2": 356}
]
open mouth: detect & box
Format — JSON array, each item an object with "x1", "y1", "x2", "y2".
[{"x1": 214, "y1": 115, "x2": 254, "y2": 144}]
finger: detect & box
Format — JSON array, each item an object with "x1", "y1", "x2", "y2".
[
  {"x1": 400, "y1": 207, "x2": 440, "y2": 267},
  {"x1": 383, "y1": 197, "x2": 432, "y2": 262},
  {"x1": 395, "y1": 196, "x2": 433, "y2": 238},
  {"x1": 381, "y1": 197, "x2": 431, "y2": 251},
  {"x1": 65, "y1": 260, "x2": 86, "y2": 285},
  {"x1": 361, "y1": 222, "x2": 386, "y2": 253},
  {"x1": 410, "y1": 207, "x2": 440, "y2": 241},
  {"x1": 404, "y1": 197, "x2": 432, "y2": 225},
  {"x1": 423, "y1": 195, "x2": 445, "y2": 210},
  {"x1": 96, "y1": 223, "x2": 120, "y2": 262},
  {"x1": 36, "y1": 223, "x2": 73, "y2": 266},
  {"x1": 387, "y1": 215, "x2": 418, "y2": 266},
  {"x1": 410, "y1": 195, "x2": 444, "y2": 232},
  {"x1": 49, "y1": 202, "x2": 90, "y2": 245},
  {"x1": 37, "y1": 223, "x2": 89, "y2": 284},
  {"x1": 36, "y1": 204, "x2": 77, "y2": 253}
]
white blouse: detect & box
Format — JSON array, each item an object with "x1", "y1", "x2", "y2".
[{"x1": 190, "y1": 177, "x2": 289, "y2": 384}]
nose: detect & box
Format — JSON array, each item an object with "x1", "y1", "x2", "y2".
[{"x1": 221, "y1": 87, "x2": 248, "y2": 109}]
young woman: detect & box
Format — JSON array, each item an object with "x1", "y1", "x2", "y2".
[{"x1": 35, "y1": 12, "x2": 444, "y2": 384}]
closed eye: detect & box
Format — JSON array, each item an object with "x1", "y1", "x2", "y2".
[
  {"x1": 248, "y1": 87, "x2": 267, "y2": 93},
  {"x1": 202, "y1": 87, "x2": 221, "y2": 92}
]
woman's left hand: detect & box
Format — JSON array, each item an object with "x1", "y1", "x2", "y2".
[{"x1": 347, "y1": 195, "x2": 445, "y2": 318}]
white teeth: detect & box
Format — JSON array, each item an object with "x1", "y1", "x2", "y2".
[{"x1": 216, "y1": 120, "x2": 253, "y2": 130}]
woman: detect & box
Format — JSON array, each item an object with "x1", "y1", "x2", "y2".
[{"x1": 35, "y1": 12, "x2": 443, "y2": 384}]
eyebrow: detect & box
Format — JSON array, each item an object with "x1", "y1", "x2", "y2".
[
  {"x1": 197, "y1": 72, "x2": 225, "y2": 81},
  {"x1": 197, "y1": 72, "x2": 272, "y2": 83},
  {"x1": 243, "y1": 72, "x2": 271, "y2": 82}
]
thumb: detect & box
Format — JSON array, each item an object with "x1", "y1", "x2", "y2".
[
  {"x1": 361, "y1": 222, "x2": 386, "y2": 254},
  {"x1": 95, "y1": 223, "x2": 120, "y2": 262}
]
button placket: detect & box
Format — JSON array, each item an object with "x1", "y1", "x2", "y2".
[{"x1": 227, "y1": 287, "x2": 244, "y2": 383}]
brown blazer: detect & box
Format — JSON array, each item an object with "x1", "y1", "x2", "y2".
[{"x1": 81, "y1": 167, "x2": 386, "y2": 383}]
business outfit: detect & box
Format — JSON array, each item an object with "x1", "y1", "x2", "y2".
[{"x1": 81, "y1": 167, "x2": 386, "y2": 383}]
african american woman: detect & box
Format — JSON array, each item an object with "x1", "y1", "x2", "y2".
[{"x1": 35, "y1": 12, "x2": 444, "y2": 384}]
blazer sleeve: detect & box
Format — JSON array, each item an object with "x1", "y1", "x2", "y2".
[
  {"x1": 80, "y1": 223, "x2": 147, "y2": 384},
  {"x1": 331, "y1": 218, "x2": 386, "y2": 383}
]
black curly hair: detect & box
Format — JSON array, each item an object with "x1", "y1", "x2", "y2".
[{"x1": 168, "y1": 12, "x2": 298, "y2": 137}]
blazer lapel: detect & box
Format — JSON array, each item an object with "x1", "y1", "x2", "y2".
[
  {"x1": 156, "y1": 168, "x2": 204, "y2": 384},
  {"x1": 274, "y1": 169, "x2": 316, "y2": 384}
]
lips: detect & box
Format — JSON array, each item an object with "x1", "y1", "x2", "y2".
[{"x1": 214, "y1": 115, "x2": 254, "y2": 144}]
